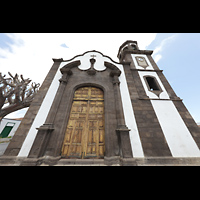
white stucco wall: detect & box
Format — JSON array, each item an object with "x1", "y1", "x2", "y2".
[
  {"x1": 117, "y1": 62, "x2": 144, "y2": 157},
  {"x1": 18, "y1": 66, "x2": 62, "y2": 157},
  {"x1": 151, "y1": 100, "x2": 200, "y2": 157},
  {"x1": 18, "y1": 51, "x2": 144, "y2": 158}
]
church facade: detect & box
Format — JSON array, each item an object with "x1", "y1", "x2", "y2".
[{"x1": 1, "y1": 40, "x2": 200, "y2": 165}]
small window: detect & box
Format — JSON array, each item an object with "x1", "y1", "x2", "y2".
[
  {"x1": 0, "y1": 122, "x2": 15, "y2": 138},
  {"x1": 145, "y1": 77, "x2": 160, "y2": 91}
]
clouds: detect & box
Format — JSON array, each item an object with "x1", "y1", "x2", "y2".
[
  {"x1": 1, "y1": 33, "x2": 199, "y2": 123},
  {"x1": 60, "y1": 43, "x2": 69, "y2": 48},
  {"x1": 0, "y1": 33, "x2": 157, "y2": 85},
  {"x1": 152, "y1": 34, "x2": 178, "y2": 63},
  {"x1": 0, "y1": 33, "x2": 157, "y2": 119},
  {"x1": 0, "y1": 33, "x2": 70, "y2": 84}
]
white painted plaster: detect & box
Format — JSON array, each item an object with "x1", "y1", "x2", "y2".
[
  {"x1": 117, "y1": 65, "x2": 144, "y2": 157},
  {"x1": 78, "y1": 52, "x2": 106, "y2": 71},
  {"x1": 18, "y1": 51, "x2": 144, "y2": 158},
  {"x1": 18, "y1": 58, "x2": 78, "y2": 157},
  {"x1": 151, "y1": 100, "x2": 200, "y2": 157}
]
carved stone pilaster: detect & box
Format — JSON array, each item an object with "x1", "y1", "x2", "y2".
[
  {"x1": 87, "y1": 58, "x2": 96, "y2": 75},
  {"x1": 110, "y1": 71, "x2": 133, "y2": 158},
  {"x1": 116, "y1": 125, "x2": 132, "y2": 158},
  {"x1": 36, "y1": 123, "x2": 54, "y2": 131},
  {"x1": 29, "y1": 63, "x2": 76, "y2": 158},
  {"x1": 59, "y1": 68, "x2": 73, "y2": 84},
  {"x1": 29, "y1": 123, "x2": 55, "y2": 158}
]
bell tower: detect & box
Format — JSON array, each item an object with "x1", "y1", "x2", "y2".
[{"x1": 118, "y1": 40, "x2": 200, "y2": 162}]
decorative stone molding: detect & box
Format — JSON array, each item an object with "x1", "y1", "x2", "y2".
[
  {"x1": 87, "y1": 58, "x2": 96, "y2": 75},
  {"x1": 135, "y1": 56, "x2": 149, "y2": 69},
  {"x1": 36, "y1": 123, "x2": 54, "y2": 131},
  {"x1": 60, "y1": 60, "x2": 81, "y2": 70}
]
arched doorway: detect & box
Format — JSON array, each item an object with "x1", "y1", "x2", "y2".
[{"x1": 61, "y1": 86, "x2": 105, "y2": 159}]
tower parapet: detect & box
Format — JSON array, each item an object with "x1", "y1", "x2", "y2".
[{"x1": 117, "y1": 40, "x2": 153, "y2": 62}]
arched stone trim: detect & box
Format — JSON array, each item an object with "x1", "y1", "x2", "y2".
[{"x1": 60, "y1": 60, "x2": 81, "y2": 72}]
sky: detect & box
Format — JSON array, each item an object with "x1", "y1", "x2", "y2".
[{"x1": 0, "y1": 33, "x2": 199, "y2": 123}]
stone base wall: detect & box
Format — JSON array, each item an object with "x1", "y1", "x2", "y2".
[{"x1": 1, "y1": 155, "x2": 200, "y2": 166}]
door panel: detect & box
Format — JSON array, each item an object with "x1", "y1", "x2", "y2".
[{"x1": 61, "y1": 87, "x2": 105, "y2": 159}]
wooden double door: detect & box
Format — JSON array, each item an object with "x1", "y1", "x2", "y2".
[{"x1": 61, "y1": 87, "x2": 105, "y2": 159}]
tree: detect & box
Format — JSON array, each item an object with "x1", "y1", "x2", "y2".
[{"x1": 0, "y1": 72, "x2": 40, "y2": 121}]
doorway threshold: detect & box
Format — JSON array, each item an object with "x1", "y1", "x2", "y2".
[{"x1": 55, "y1": 158, "x2": 106, "y2": 166}]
